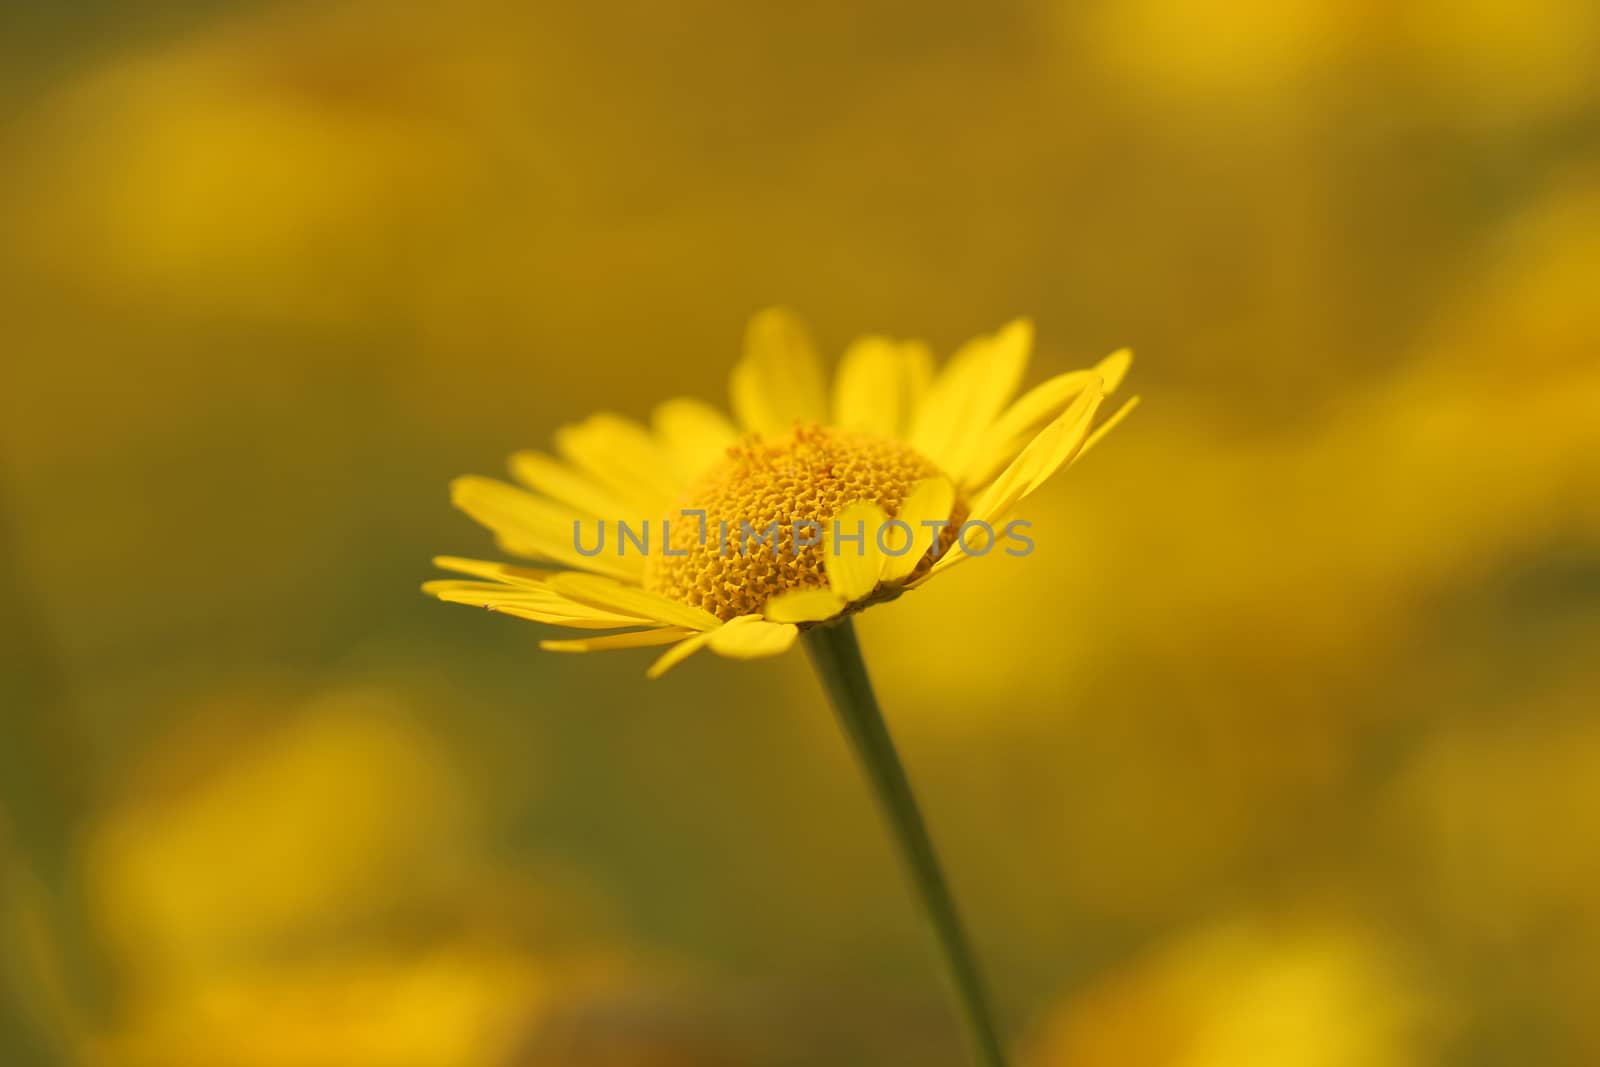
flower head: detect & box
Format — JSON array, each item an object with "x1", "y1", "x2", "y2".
[{"x1": 425, "y1": 309, "x2": 1136, "y2": 677}]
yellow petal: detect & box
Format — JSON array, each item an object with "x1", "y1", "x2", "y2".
[
  {"x1": 493, "y1": 605, "x2": 648, "y2": 630},
  {"x1": 1018, "y1": 380, "x2": 1106, "y2": 496},
  {"x1": 1079, "y1": 395, "x2": 1140, "y2": 459},
  {"x1": 966, "y1": 349, "x2": 1135, "y2": 487},
  {"x1": 1094, "y1": 347, "x2": 1133, "y2": 394},
  {"x1": 541, "y1": 628, "x2": 696, "y2": 653},
  {"x1": 449, "y1": 476, "x2": 642, "y2": 581},
  {"x1": 707, "y1": 615, "x2": 799, "y2": 660},
  {"x1": 880, "y1": 477, "x2": 957, "y2": 583},
  {"x1": 646, "y1": 630, "x2": 717, "y2": 679},
  {"x1": 422, "y1": 578, "x2": 618, "y2": 611},
  {"x1": 730, "y1": 307, "x2": 828, "y2": 435},
  {"x1": 832, "y1": 335, "x2": 906, "y2": 436},
  {"x1": 899, "y1": 340, "x2": 935, "y2": 430},
  {"x1": 651, "y1": 398, "x2": 738, "y2": 476},
  {"x1": 427, "y1": 574, "x2": 700, "y2": 635},
  {"x1": 823, "y1": 500, "x2": 888, "y2": 602},
  {"x1": 508, "y1": 450, "x2": 633, "y2": 519},
  {"x1": 933, "y1": 380, "x2": 1104, "y2": 576},
  {"x1": 545, "y1": 572, "x2": 721, "y2": 632},
  {"x1": 423, "y1": 579, "x2": 539, "y2": 600},
  {"x1": 965, "y1": 370, "x2": 1097, "y2": 486},
  {"x1": 909, "y1": 319, "x2": 1032, "y2": 483},
  {"x1": 763, "y1": 588, "x2": 848, "y2": 624},
  {"x1": 431, "y1": 555, "x2": 559, "y2": 586},
  {"x1": 423, "y1": 580, "x2": 644, "y2": 628},
  {"x1": 554, "y1": 413, "x2": 682, "y2": 516},
  {"x1": 985, "y1": 369, "x2": 1099, "y2": 445}
]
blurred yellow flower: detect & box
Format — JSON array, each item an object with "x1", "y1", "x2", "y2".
[
  {"x1": 99, "y1": 947, "x2": 549, "y2": 1067},
  {"x1": 76, "y1": 685, "x2": 710, "y2": 1067},
  {"x1": 88, "y1": 688, "x2": 484, "y2": 988},
  {"x1": 426, "y1": 309, "x2": 1135, "y2": 677},
  {"x1": 1031, "y1": 917, "x2": 1444, "y2": 1067},
  {"x1": 1385, "y1": 703, "x2": 1600, "y2": 941},
  {"x1": 1082, "y1": 0, "x2": 1600, "y2": 120},
  {"x1": 6, "y1": 5, "x2": 485, "y2": 327},
  {"x1": 95, "y1": 944, "x2": 723, "y2": 1067}
]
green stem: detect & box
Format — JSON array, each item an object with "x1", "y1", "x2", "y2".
[{"x1": 802, "y1": 618, "x2": 1010, "y2": 1067}]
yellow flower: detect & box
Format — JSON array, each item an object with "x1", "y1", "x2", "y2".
[
  {"x1": 1030, "y1": 916, "x2": 1443, "y2": 1067},
  {"x1": 426, "y1": 308, "x2": 1135, "y2": 677}
]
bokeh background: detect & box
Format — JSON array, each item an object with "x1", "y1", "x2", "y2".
[{"x1": 3, "y1": 1, "x2": 1598, "y2": 1064}]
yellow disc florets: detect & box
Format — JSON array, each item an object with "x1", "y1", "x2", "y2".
[{"x1": 645, "y1": 425, "x2": 962, "y2": 620}]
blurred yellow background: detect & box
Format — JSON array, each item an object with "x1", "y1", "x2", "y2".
[{"x1": 2, "y1": 1, "x2": 1598, "y2": 1064}]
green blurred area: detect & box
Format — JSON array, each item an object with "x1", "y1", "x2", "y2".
[{"x1": 1, "y1": 1, "x2": 1598, "y2": 1064}]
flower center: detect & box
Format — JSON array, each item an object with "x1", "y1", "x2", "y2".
[{"x1": 645, "y1": 425, "x2": 962, "y2": 621}]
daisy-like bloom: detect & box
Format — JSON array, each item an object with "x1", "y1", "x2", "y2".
[
  {"x1": 427, "y1": 308, "x2": 1135, "y2": 1067},
  {"x1": 425, "y1": 308, "x2": 1136, "y2": 678}
]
